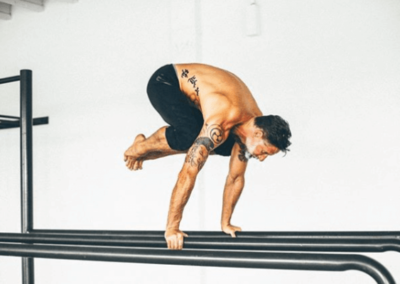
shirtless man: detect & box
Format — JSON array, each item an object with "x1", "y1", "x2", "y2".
[{"x1": 124, "y1": 63, "x2": 291, "y2": 250}]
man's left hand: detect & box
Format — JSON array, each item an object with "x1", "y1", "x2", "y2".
[{"x1": 222, "y1": 224, "x2": 242, "y2": 238}]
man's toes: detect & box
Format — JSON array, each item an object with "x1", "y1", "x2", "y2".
[
  {"x1": 133, "y1": 160, "x2": 142, "y2": 171},
  {"x1": 126, "y1": 158, "x2": 135, "y2": 170}
]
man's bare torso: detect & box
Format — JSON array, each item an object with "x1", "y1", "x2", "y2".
[{"x1": 174, "y1": 63, "x2": 262, "y2": 131}]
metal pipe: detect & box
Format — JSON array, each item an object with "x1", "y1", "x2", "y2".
[
  {"x1": 0, "y1": 115, "x2": 20, "y2": 119},
  {"x1": 0, "y1": 75, "x2": 20, "y2": 84},
  {"x1": 20, "y1": 69, "x2": 34, "y2": 284},
  {"x1": 0, "y1": 117, "x2": 49, "y2": 130},
  {"x1": 20, "y1": 69, "x2": 34, "y2": 233},
  {"x1": 0, "y1": 242, "x2": 395, "y2": 284},
  {"x1": 1, "y1": 232, "x2": 400, "y2": 253},
  {"x1": 32, "y1": 229, "x2": 400, "y2": 241}
]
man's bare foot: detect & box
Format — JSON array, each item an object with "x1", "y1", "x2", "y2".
[{"x1": 124, "y1": 134, "x2": 146, "y2": 171}]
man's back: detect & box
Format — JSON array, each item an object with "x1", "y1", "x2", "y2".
[{"x1": 175, "y1": 63, "x2": 262, "y2": 130}]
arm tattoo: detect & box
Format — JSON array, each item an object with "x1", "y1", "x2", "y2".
[
  {"x1": 234, "y1": 135, "x2": 248, "y2": 162},
  {"x1": 194, "y1": 137, "x2": 214, "y2": 151},
  {"x1": 206, "y1": 124, "x2": 224, "y2": 145},
  {"x1": 185, "y1": 137, "x2": 215, "y2": 171}
]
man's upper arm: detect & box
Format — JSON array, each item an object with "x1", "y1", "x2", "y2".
[{"x1": 228, "y1": 143, "x2": 248, "y2": 180}]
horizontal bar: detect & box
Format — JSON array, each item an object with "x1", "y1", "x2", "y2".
[
  {"x1": 1, "y1": 232, "x2": 400, "y2": 253},
  {"x1": 0, "y1": 75, "x2": 20, "y2": 84},
  {"x1": 0, "y1": 242, "x2": 395, "y2": 284},
  {"x1": 32, "y1": 229, "x2": 400, "y2": 240},
  {"x1": 0, "y1": 117, "x2": 49, "y2": 129},
  {"x1": 0, "y1": 115, "x2": 20, "y2": 119}
]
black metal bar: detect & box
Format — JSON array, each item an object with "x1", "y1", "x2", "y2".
[
  {"x1": 1, "y1": 232, "x2": 400, "y2": 253},
  {"x1": 0, "y1": 75, "x2": 20, "y2": 84},
  {"x1": 0, "y1": 115, "x2": 20, "y2": 119},
  {"x1": 32, "y1": 229, "x2": 400, "y2": 239},
  {"x1": 22, "y1": 258, "x2": 34, "y2": 283},
  {"x1": 20, "y1": 69, "x2": 34, "y2": 234},
  {"x1": 0, "y1": 243, "x2": 395, "y2": 284},
  {"x1": 0, "y1": 117, "x2": 49, "y2": 130},
  {"x1": 20, "y1": 69, "x2": 34, "y2": 284}
]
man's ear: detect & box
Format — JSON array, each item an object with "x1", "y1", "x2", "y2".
[{"x1": 254, "y1": 129, "x2": 264, "y2": 139}]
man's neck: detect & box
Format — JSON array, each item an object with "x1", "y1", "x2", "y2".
[{"x1": 232, "y1": 118, "x2": 254, "y2": 143}]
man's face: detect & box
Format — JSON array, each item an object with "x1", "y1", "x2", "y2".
[{"x1": 245, "y1": 133, "x2": 280, "y2": 161}]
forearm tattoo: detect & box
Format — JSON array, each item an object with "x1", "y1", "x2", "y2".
[
  {"x1": 181, "y1": 69, "x2": 200, "y2": 96},
  {"x1": 185, "y1": 137, "x2": 214, "y2": 171},
  {"x1": 185, "y1": 124, "x2": 225, "y2": 170}
]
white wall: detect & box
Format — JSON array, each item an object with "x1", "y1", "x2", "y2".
[{"x1": 1, "y1": 0, "x2": 399, "y2": 283}]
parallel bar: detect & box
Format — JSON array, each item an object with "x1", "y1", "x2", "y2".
[
  {"x1": 0, "y1": 242, "x2": 395, "y2": 284},
  {"x1": 1, "y1": 232, "x2": 400, "y2": 253},
  {"x1": 0, "y1": 75, "x2": 20, "y2": 84},
  {"x1": 20, "y1": 69, "x2": 34, "y2": 284},
  {"x1": 32, "y1": 229, "x2": 400, "y2": 239}
]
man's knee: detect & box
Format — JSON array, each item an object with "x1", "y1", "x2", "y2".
[{"x1": 165, "y1": 127, "x2": 199, "y2": 151}]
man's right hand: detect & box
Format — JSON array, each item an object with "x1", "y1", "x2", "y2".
[{"x1": 164, "y1": 228, "x2": 188, "y2": 250}]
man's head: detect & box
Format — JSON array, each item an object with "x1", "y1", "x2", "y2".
[{"x1": 244, "y1": 115, "x2": 291, "y2": 161}]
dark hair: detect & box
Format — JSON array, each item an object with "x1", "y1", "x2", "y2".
[{"x1": 254, "y1": 115, "x2": 292, "y2": 154}]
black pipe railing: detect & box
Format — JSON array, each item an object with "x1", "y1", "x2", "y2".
[
  {"x1": 0, "y1": 242, "x2": 395, "y2": 284},
  {"x1": 2, "y1": 232, "x2": 400, "y2": 253}
]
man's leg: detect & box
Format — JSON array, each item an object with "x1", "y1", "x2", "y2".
[{"x1": 124, "y1": 126, "x2": 185, "y2": 170}]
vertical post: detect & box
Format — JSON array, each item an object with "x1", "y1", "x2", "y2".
[{"x1": 20, "y1": 69, "x2": 34, "y2": 284}]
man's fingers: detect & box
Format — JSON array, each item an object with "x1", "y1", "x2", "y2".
[
  {"x1": 165, "y1": 232, "x2": 186, "y2": 250},
  {"x1": 183, "y1": 233, "x2": 189, "y2": 237},
  {"x1": 230, "y1": 231, "x2": 236, "y2": 238},
  {"x1": 174, "y1": 238, "x2": 179, "y2": 250}
]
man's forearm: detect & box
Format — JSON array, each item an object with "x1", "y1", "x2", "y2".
[
  {"x1": 221, "y1": 175, "x2": 245, "y2": 227},
  {"x1": 164, "y1": 124, "x2": 224, "y2": 249},
  {"x1": 166, "y1": 136, "x2": 212, "y2": 230},
  {"x1": 166, "y1": 168, "x2": 197, "y2": 230}
]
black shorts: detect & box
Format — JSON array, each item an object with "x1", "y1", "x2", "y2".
[{"x1": 146, "y1": 64, "x2": 235, "y2": 156}]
